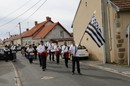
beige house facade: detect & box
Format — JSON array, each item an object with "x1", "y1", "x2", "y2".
[{"x1": 72, "y1": 0, "x2": 130, "y2": 64}]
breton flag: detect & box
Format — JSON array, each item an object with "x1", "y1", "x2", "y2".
[{"x1": 85, "y1": 15, "x2": 105, "y2": 47}]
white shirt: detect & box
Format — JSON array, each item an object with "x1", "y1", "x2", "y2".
[
  {"x1": 54, "y1": 45, "x2": 61, "y2": 51},
  {"x1": 26, "y1": 47, "x2": 34, "y2": 53},
  {"x1": 4, "y1": 47, "x2": 10, "y2": 52},
  {"x1": 11, "y1": 45, "x2": 16, "y2": 50},
  {"x1": 47, "y1": 43, "x2": 54, "y2": 50},
  {"x1": 69, "y1": 45, "x2": 78, "y2": 55},
  {"x1": 62, "y1": 45, "x2": 69, "y2": 53},
  {"x1": 36, "y1": 45, "x2": 45, "y2": 53}
]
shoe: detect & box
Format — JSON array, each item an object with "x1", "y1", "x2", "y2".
[
  {"x1": 78, "y1": 73, "x2": 82, "y2": 75},
  {"x1": 66, "y1": 65, "x2": 68, "y2": 68},
  {"x1": 42, "y1": 69, "x2": 45, "y2": 71}
]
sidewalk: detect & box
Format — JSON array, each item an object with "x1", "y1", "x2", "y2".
[
  {"x1": 81, "y1": 61, "x2": 130, "y2": 77},
  {"x1": 0, "y1": 61, "x2": 16, "y2": 86}
]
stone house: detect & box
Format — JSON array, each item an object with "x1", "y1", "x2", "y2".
[
  {"x1": 72, "y1": 0, "x2": 130, "y2": 64},
  {"x1": 33, "y1": 22, "x2": 72, "y2": 45}
]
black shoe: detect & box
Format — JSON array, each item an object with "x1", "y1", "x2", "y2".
[
  {"x1": 42, "y1": 69, "x2": 45, "y2": 71},
  {"x1": 78, "y1": 73, "x2": 82, "y2": 75},
  {"x1": 66, "y1": 65, "x2": 68, "y2": 68}
]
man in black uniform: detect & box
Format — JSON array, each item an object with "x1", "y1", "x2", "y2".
[
  {"x1": 69, "y1": 42, "x2": 81, "y2": 75},
  {"x1": 4, "y1": 45, "x2": 10, "y2": 62},
  {"x1": 37, "y1": 41, "x2": 47, "y2": 71}
]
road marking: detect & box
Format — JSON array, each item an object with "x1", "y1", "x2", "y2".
[
  {"x1": 11, "y1": 62, "x2": 22, "y2": 86},
  {"x1": 41, "y1": 76, "x2": 54, "y2": 80}
]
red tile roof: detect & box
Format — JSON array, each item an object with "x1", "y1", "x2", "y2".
[
  {"x1": 33, "y1": 23, "x2": 58, "y2": 39},
  {"x1": 22, "y1": 21, "x2": 48, "y2": 37},
  {"x1": 111, "y1": 0, "x2": 130, "y2": 11},
  {"x1": 22, "y1": 17, "x2": 53, "y2": 38},
  {"x1": 33, "y1": 22, "x2": 72, "y2": 39}
]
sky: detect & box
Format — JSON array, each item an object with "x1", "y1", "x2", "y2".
[{"x1": 0, "y1": 0, "x2": 79, "y2": 40}]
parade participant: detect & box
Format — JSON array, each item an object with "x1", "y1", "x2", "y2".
[
  {"x1": 54, "y1": 42, "x2": 61, "y2": 64},
  {"x1": 37, "y1": 43, "x2": 42, "y2": 67},
  {"x1": 11, "y1": 45, "x2": 17, "y2": 62},
  {"x1": 69, "y1": 41, "x2": 81, "y2": 75},
  {"x1": 32, "y1": 44, "x2": 37, "y2": 60},
  {"x1": 24, "y1": 45, "x2": 29, "y2": 59},
  {"x1": 48, "y1": 42, "x2": 55, "y2": 61},
  {"x1": 26, "y1": 45, "x2": 34, "y2": 64},
  {"x1": 62, "y1": 42, "x2": 70, "y2": 68},
  {"x1": 8, "y1": 45, "x2": 13, "y2": 61},
  {"x1": 3, "y1": 45, "x2": 10, "y2": 62},
  {"x1": 37, "y1": 41, "x2": 47, "y2": 71}
]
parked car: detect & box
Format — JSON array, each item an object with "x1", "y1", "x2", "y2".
[
  {"x1": 0, "y1": 47, "x2": 5, "y2": 60},
  {"x1": 76, "y1": 49, "x2": 89, "y2": 60}
]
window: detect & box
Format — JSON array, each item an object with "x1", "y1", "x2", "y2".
[{"x1": 60, "y1": 31, "x2": 64, "y2": 38}]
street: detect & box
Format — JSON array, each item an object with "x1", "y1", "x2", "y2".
[{"x1": 12, "y1": 53, "x2": 130, "y2": 86}]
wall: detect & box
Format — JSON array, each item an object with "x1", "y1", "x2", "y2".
[
  {"x1": 13, "y1": 39, "x2": 21, "y2": 45},
  {"x1": 72, "y1": 0, "x2": 104, "y2": 61},
  {"x1": 108, "y1": 3, "x2": 130, "y2": 64},
  {"x1": 45, "y1": 25, "x2": 71, "y2": 41},
  {"x1": 22, "y1": 37, "x2": 32, "y2": 45}
]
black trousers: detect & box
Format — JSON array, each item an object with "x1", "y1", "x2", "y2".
[
  {"x1": 28, "y1": 55, "x2": 33, "y2": 63},
  {"x1": 38, "y1": 54, "x2": 42, "y2": 66},
  {"x1": 34, "y1": 52, "x2": 37, "y2": 59},
  {"x1": 4, "y1": 53, "x2": 9, "y2": 62},
  {"x1": 72, "y1": 56, "x2": 80, "y2": 73},
  {"x1": 12, "y1": 53, "x2": 16, "y2": 61},
  {"x1": 49, "y1": 52, "x2": 54, "y2": 61},
  {"x1": 41, "y1": 54, "x2": 47, "y2": 69},
  {"x1": 64, "y1": 53, "x2": 69, "y2": 68},
  {"x1": 56, "y1": 54, "x2": 60, "y2": 64}
]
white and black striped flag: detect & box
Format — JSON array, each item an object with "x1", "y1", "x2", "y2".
[{"x1": 85, "y1": 15, "x2": 105, "y2": 47}]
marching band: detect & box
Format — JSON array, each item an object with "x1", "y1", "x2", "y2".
[{"x1": 3, "y1": 41, "x2": 82, "y2": 74}]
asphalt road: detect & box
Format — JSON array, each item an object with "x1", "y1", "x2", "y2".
[
  {"x1": 13, "y1": 53, "x2": 130, "y2": 86},
  {"x1": 0, "y1": 61, "x2": 15, "y2": 86}
]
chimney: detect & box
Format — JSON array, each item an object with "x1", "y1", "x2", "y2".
[
  {"x1": 46, "y1": 17, "x2": 51, "y2": 21},
  {"x1": 34, "y1": 21, "x2": 38, "y2": 26},
  {"x1": 26, "y1": 28, "x2": 29, "y2": 31}
]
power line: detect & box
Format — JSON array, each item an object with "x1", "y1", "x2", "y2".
[
  {"x1": 0, "y1": 0, "x2": 32, "y2": 21},
  {"x1": 0, "y1": 0, "x2": 43, "y2": 28},
  {"x1": 21, "y1": 0, "x2": 48, "y2": 23}
]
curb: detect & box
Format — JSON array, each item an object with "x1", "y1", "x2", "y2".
[
  {"x1": 81, "y1": 62, "x2": 130, "y2": 78},
  {"x1": 11, "y1": 62, "x2": 22, "y2": 86}
]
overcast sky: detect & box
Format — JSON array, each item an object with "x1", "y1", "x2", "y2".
[{"x1": 0, "y1": 0, "x2": 79, "y2": 40}]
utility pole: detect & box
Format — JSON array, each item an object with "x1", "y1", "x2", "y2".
[
  {"x1": 128, "y1": 25, "x2": 130, "y2": 66},
  {"x1": 18, "y1": 22, "x2": 22, "y2": 46},
  {"x1": 101, "y1": 0, "x2": 110, "y2": 63}
]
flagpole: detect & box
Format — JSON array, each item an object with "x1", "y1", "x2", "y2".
[
  {"x1": 78, "y1": 11, "x2": 96, "y2": 45},
  {"x1": 78, "y1": 31, "x2": 85, "y2": 46},
  {"x1": 75, "y1": 11, "x2": 97, "y2": 55}
]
